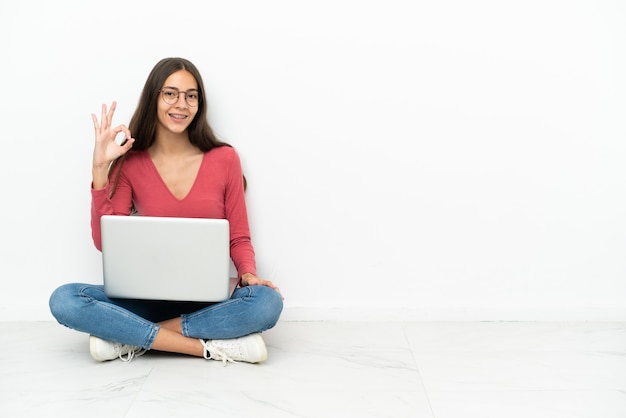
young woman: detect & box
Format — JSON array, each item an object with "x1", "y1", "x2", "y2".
[{"x1": 49, "y1": 57, "x2": 283, "y2": 364}]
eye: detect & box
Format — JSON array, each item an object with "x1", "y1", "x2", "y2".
[
  {"x1": 187, "y1": 92, "x2": 198, "y2": 100},
  {"x1": 163, "y1": 90, "x2": 177, "y2": 98}
]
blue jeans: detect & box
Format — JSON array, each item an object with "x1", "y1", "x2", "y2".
[{"x1": 49, "y1": 283, "x2": 283, "y2": 350}]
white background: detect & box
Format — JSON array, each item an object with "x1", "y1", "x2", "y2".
[{"x1": 0, "y1": 0, "x2": 624, "y2": 321}]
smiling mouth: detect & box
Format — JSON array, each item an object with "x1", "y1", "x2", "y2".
[{"x1": 169, "y1": 113, "x2": 188, "y2": 120}]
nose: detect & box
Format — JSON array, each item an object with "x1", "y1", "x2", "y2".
[{"x1": 175, "y1": 92, "x2": 188, "y2": 107}]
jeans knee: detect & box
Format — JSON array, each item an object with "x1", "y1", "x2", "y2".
[
  {"x1": 49, "y1": 283, "x2": 81, "y2": 325},
  {"x1": 253, "y1": 285, "x2": 283, "y2": 328}
]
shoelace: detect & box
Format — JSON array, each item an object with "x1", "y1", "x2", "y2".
[
  {"x1": 118, "y1": 346, "x2": 146, "y2": 363},
  {"x1": 199, "y1": 339, "x2": 238, "y2": 366}
]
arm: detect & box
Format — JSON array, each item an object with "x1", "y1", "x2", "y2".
[
  {"x1": 89, "y1": 102, "x2": 135, "y2": 250},
  {"x1": 223, "y1": 150, "x2": 281, "y2": 294},
  {"x1": 223, "y1": 149, "x2": 256, "y2": 277}
]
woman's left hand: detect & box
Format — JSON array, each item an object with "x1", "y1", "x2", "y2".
[{"x1": 240, "y1": 273, "x2": 283, "y2": 298}]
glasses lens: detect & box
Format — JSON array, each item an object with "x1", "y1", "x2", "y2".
[
  {"x1": 185, "y1": 91, "x2": 199, "y2": 107},
  {"x1": 161, "y1": 89, "x2": 178, "y2": 104}
]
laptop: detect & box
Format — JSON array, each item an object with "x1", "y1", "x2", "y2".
[{"x1": 101, "y1": 215, "x2": 237, "y2": 302}]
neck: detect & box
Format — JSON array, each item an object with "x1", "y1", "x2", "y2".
[{"x1": 151, "y1": 130, "x2": 196, "y2": 156}]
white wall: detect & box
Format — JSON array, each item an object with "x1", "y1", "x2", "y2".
[{"x1": 0, "y1": 0, "x2": 624, "y2": 321}]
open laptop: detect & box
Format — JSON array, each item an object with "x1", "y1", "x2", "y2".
[{"x1": 101, "y1": 215, "x2": 238, "y2": 302}]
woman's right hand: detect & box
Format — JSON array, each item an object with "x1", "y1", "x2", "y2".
[{"x1": 91, "y1": 101, "x2": 135, "y2": 169}]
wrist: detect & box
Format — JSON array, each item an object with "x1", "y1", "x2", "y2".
[
  {"x1": 240, "y1": 273, "x2": 254, "y2": 285},
  {"x1": 92, "y1": 167, "x2": 109, "y2": 190}
]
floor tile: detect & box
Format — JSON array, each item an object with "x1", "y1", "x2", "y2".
[
  {"x1": 427, "y1": 390, "x2": 626, "y2": 418},
  {"x1": 402, "y1": 322, "x2": 626, "y2": 352},
  {"x1": 1, "y1": 321, "x2": 626, "y2": 418},
  {"x1": 414, "y1": 350, "x2": 626, "y2": 391},
  {"x1": 127, "y1": 390, "x2": 434, "y2": 418}
]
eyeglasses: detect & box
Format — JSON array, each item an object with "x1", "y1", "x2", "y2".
[{"x1": 158, "y1": 88, "x2": 200, "y2": 107}]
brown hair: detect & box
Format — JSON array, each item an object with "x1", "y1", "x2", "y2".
[{"x1": 108, "y1": 57, "x2": 234, "y2": 197}]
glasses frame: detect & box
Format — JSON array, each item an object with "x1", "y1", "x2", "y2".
[{"x1": 158, "y1": 87, "x2": 201, "y2": 107}]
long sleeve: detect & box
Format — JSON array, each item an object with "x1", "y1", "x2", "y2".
[
  {"x1": 223, "y1": 150, "x2": 256, "y2": 277},
  {"x1": 90, "y1": 163, "x2": 134, "y2": 251}
]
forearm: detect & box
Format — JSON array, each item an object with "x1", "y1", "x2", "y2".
[{"x1": 92, "y1": 165, "x2": 109, "y2": 191}]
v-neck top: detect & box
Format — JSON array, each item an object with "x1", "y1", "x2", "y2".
[{"x1": 91, "y1": 146, "x2": 256, "y2": 277}]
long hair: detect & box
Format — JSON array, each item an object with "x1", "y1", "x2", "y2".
[{"x1": 108, "y1": 57, "x2": 233, "y2": 197}]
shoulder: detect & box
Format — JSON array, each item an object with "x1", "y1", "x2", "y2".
[
  {"x1": 206, "y1": 145, "x2": 237, "y2": 159},
  {"x1": 203, "y1": 146, "x2": 244, "y2": 182},
  {"x1": 205, "y1": 145, "x2": 240, "y2": 165}
]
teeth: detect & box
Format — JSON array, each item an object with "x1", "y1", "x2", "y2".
[{"x1": 170, "y1": 114, "x2": 187, "y2": 119}]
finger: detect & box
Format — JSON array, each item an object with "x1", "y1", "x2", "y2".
[
  {"x1": 91, "y1": 113, "x2": 100, "y2": 131},
  {"x1": 262, "y1": 279, "x2": 280, "y2": 291},
  {"x1": 111, "y1": 124, "x2": 132, "y2": 144},
  {"x1": 118, "y1": 124, "x2": 132, "y2": 140},
  {"x1": 98, "y1": 103, "x2": 108, "y2": 132},
  {"x1": 266, "y1": 282, "x2": 284, "y2": 299},
  {"x1": 106, "y1": 101, "x2": 117, "y2": 128},
  {"x1": 245, "y1": 278, "x2": 282, "y2": 297},
  {"x1": 121, "y1": 137, "x2": 135, "y2": 152}
]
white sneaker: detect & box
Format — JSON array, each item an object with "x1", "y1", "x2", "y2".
[
  {"x1": 200, "y1": 333, "x2": 268, "y2": 366},
  {"x1": 89, "y1": 335, "x2": 146, "y2": 362}
]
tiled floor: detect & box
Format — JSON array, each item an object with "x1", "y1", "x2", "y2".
[{"x1": 1, "y1": 321, "x2": 625, "y2": 417}]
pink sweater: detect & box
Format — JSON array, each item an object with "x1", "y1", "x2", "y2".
[{"x1": 91, "y1": 146, "x2": 256, "y2": 278}]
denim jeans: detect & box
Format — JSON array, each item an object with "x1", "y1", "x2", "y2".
[{"x1": 49, "y1": 283, "x2": 283, "y2": 350}]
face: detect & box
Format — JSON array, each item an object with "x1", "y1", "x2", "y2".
[{"x1": 156, "y1": 70, "x2": 199, "y2": 136}]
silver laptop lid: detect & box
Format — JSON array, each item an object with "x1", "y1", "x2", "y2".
[{"x1": 101, "y1": 215, "x2": 232, "y2": 302}]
